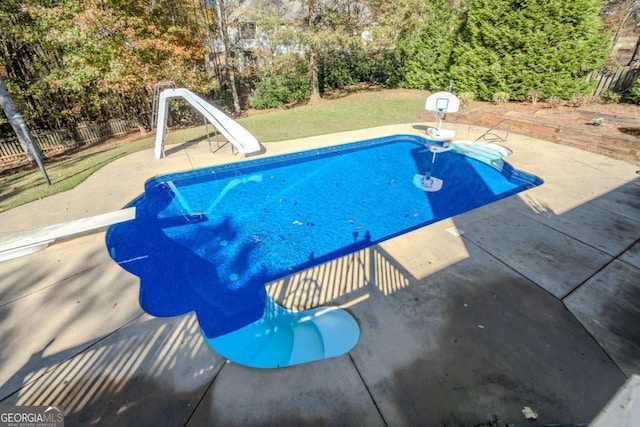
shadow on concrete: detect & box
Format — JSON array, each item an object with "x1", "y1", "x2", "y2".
[
  {"x1": 163, "y1": 128, "x2": 239, "y2": 158},
  {"x1": 0, "y1": 314, "x2": 223, "y2": 426},
  {"x1": 374, "y1": 252, "x2": 625, "y2": 425},
  {"x1": 0, "y1": 240, "x2": 143, "y2": 400},
  {"x1": 267, "y1": 244, "x2": 416, "y2": 311},
  {"x1": 163, "y1": 133, "x2": 265, "y2": 161}
]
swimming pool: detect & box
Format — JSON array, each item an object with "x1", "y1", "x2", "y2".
[{"x1": 106, "y1": 134, "x2": 542, "y2": 368}]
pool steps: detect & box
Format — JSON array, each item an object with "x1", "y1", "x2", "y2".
[
  {"x1": 206, "y1": 302, "x2": 360, "y2": 368},
  {"x1": 450, "y1": 140, "x2": 513, "y2": 171}
]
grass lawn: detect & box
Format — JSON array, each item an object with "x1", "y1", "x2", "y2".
[
  {"x1": 240, "y1": 88, "x2": 427, "y2": 142},
  {"x1": 0, "y1": 88, "x2": 428, "y2": 213}
]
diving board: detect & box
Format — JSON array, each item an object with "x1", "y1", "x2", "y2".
[{"x1": 0, "y1": 208, "x2": 136, "y2": 262}]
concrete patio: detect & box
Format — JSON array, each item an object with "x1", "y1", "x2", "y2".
[{"x1": 0, "y1": 122, "x2": 638, "y2": 426}]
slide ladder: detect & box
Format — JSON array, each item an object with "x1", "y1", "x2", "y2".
[
  {"x1": 151, "y1": 81, "x2": 176, "y2": 129},
  {"x1": 154, "y1": 88, "x2": 261, "y2": 159}
]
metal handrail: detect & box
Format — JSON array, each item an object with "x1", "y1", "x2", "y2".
[
  {"x1": 151, "y1": 81, "x2": 176, "y2": 129},
  {"x1": 473, "y1": 118, "x2": 512, "y2": 145}
]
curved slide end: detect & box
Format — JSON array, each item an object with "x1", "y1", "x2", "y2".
[{"x1": 204, "y1": 299, "x2": 360, "y2": 368}]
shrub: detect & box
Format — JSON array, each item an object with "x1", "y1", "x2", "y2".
[
  {"x1": 250, "y1": 55, "x2": 311, "y2": 109},
  {"x1": 321, "y1": 51, "x2": 396, "y2": 91},
  {"x1": 168, "y1": 101, "x2": 205, "y2": 127},
  {"x1": 458, "y1": 91, "x2": 475, "y2": 105},
  {"x1": 625, "y1": 80, "x2": 640, "y2": 104},
  {"x1": 492, "y1": 92, "x2": 509, "y2": 105},
  {"x1": 250, "y1": 75, "x2": 311, "y2": 109},
  {"x1": 528, "y1": 90, "x2": 540, "y2": 105},
  {"x1": 353, "y1": 51, "x2": 397, "y2": 87},
  {"x1": 546, "y1": 95, "x2": 561, "y2": 108},
  {"x1": 566, "y1": 93, "x2": 585, "y2": 107},
  {"x1": 601, "y1": 90, "x2": 622, "y2": 104},
  {"x1": 322, "y1": 54, "x2": 358, "y2": 90}
]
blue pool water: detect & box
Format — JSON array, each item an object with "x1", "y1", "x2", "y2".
[{"x1": 106, "y1": 134, "x2": 542, "y2": 368}]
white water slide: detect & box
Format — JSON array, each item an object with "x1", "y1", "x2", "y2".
[{"x1": 154, "y1": 88, "x2": 262, "y2": 159}]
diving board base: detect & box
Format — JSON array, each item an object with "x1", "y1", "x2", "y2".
[{"x1": 0, "y1": 207, "x2": 136, "y2": 262}]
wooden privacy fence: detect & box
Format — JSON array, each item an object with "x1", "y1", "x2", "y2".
[
  {"x1": 587, "y1": 65, "x2": 639, "y2": 96},
  {"x1": 0, "y1": 118, "x2": 137, "y2": 163}
]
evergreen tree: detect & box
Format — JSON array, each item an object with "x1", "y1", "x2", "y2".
[
  {"x1": 449, "y1": 0, "x2": 610, "y2": 100},
  {"x1": 395, "y1": 0, "x2": 462, "y2": 91}
]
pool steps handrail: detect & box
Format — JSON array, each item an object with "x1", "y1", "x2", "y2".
[
  {"x1": 154, "y1": 88, "x2": 261, "y2": 159},
  {"x1": 0, "y1": 207, "x2": 136, "y2": 262},
  {"x1": 473, "y1": 118, "x2": 512, "y2": 145},
  {"x1": 443, "y1": 119, "x2": 513, "y2": 172}
]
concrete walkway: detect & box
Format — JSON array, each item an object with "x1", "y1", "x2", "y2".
[{"x1": 0, "y1": 122, "x2": 638, "y2": 426}]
